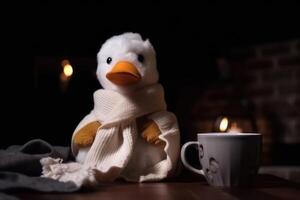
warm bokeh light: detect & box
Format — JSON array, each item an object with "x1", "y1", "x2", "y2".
[
  {"x1": 61, "y1": 59, "x2": 73, "y2": 77},
  {"x1": 228, "y1": 122, "x2": 242, "y2": 133},
  {"x1": 219, "y1": 117, "x2": 229, "y2": 132},
  {"x1": 63, "y1": 64, "x2": 73, "y2": 77}
]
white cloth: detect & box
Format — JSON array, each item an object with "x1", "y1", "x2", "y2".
[{"x1": 41, "y1": 84, "x2": 180, "y2": 186}]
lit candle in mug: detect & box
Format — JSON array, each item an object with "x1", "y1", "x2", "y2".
[
  {"x1": 228, "y1": 122, "x2": 242, "y2": 133},
  {"x1": 217, "y1": 117, "x2": 242, "y2": 133}
]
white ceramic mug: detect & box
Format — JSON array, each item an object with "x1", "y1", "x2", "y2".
[{"x1": 181, "y1": 133, "x2": 262, "y2": 187}]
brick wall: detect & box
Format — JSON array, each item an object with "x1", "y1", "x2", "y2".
[
  {"x1": 229, "y1": 40, "x2": 300, "y2": 144},
  {"x1": 175, "y1": 39, "x2": 300, "y2": 165}
]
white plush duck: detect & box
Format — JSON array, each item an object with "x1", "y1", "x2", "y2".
[{"x1": 42, "y1": 33, "x2": 180, "y2": 186}]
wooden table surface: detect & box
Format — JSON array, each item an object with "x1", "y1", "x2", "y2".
[{"x1": 16, "y1": 172, "x2": 300, "y2": 200}]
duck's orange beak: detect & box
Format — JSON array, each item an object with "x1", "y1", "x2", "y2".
[{"x1": 106, "y1": 61, "x2": 141, "y2": 86}]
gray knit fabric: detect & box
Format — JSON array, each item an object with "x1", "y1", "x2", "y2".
[{"x1": 0, "y1": 139, "x2": 79, "y2": 199}]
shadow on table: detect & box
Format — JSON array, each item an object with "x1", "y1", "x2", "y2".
[
  {"x1": 163, "y1": 168, "x2": 207, "y2": 183},
  {"x1": 254, "y1": 174, "x2": 300, "y2": 188},
  {"x1": 165, "y1": 171, "x2": 300, "y2": 200},
  {"x1": 223, "y1": 189, "x2": 282, "y2": 200},
  {"x1": 223, "y1": 174, "x2": 300, "y2": 200},
  {"x1": 167, "y1": 169, "x2": 300, "y2": 187}
]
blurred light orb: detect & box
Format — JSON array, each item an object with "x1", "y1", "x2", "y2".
[
  {"x1": 63, "y1": 64, "x2": 73, "y2": 77},
  {"x1": 61, "y1": 59, "x2": 73, "y2": 77}
]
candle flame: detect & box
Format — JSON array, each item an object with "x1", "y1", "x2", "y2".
[
  {"x1": 228, "y1": 122, "x2": 242, "y2": 133},
  {"x1": 219, "y1": 117, "x2": 229, "y2": 132}
]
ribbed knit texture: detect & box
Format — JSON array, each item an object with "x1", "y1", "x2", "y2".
[{"x1": 40, "y1": 84, "x2": 180, "y2": 187}]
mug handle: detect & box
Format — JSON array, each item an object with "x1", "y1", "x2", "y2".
[{"x1": 181, "y1": 141, "x2": 205, "y2": 176}]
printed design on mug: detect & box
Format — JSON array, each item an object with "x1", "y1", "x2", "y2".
[
  {"x1": 209, "y1": 158, "x2": 219, "y2": 173},
  {"x1": 206, "y1": 168, "x2": 213, "y2": 183},
  {"x1": 199, "y1": 144, "x2": 204, "y2": 158},
  {"x1": 205, "y1": 157, "x2": 223, "y2": 185}
]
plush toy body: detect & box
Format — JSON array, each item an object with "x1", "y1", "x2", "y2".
[
  {"x1": 41, "y1": 33, "x2": 180, "y2": 186},
  {"x1": 74, "y1": 115, "x2": 163, "y2": 163},
  {"x1": 74, "y1": 111, "x2": 162, "y2": 151}
]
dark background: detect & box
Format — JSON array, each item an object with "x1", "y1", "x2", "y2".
[{"x1": 3, "y1": 2, "x2": 300, "y2": 154}]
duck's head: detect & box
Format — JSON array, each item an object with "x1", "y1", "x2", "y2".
[{"x1": 96, "y1": 32, "x2": 158, "y2": 93}]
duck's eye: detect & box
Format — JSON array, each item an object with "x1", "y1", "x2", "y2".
[
  {"x1": 106, "y1": 57, "x2": 112, "y2": 64},
  {"x1": 137, "y1": 54, "x2": 144, "y2": 63}
]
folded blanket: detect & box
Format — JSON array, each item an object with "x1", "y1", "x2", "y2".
[
  {"x1": 0, "y1": 139, "x2": 70, "y2": 176},
  {"x1": 0, "y1": 139, "x2": 79, "y2": 199}
]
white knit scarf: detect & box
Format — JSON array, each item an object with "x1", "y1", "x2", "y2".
[{"x1": 41, "y1": 84, "x2": 180, "y2": 187}]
